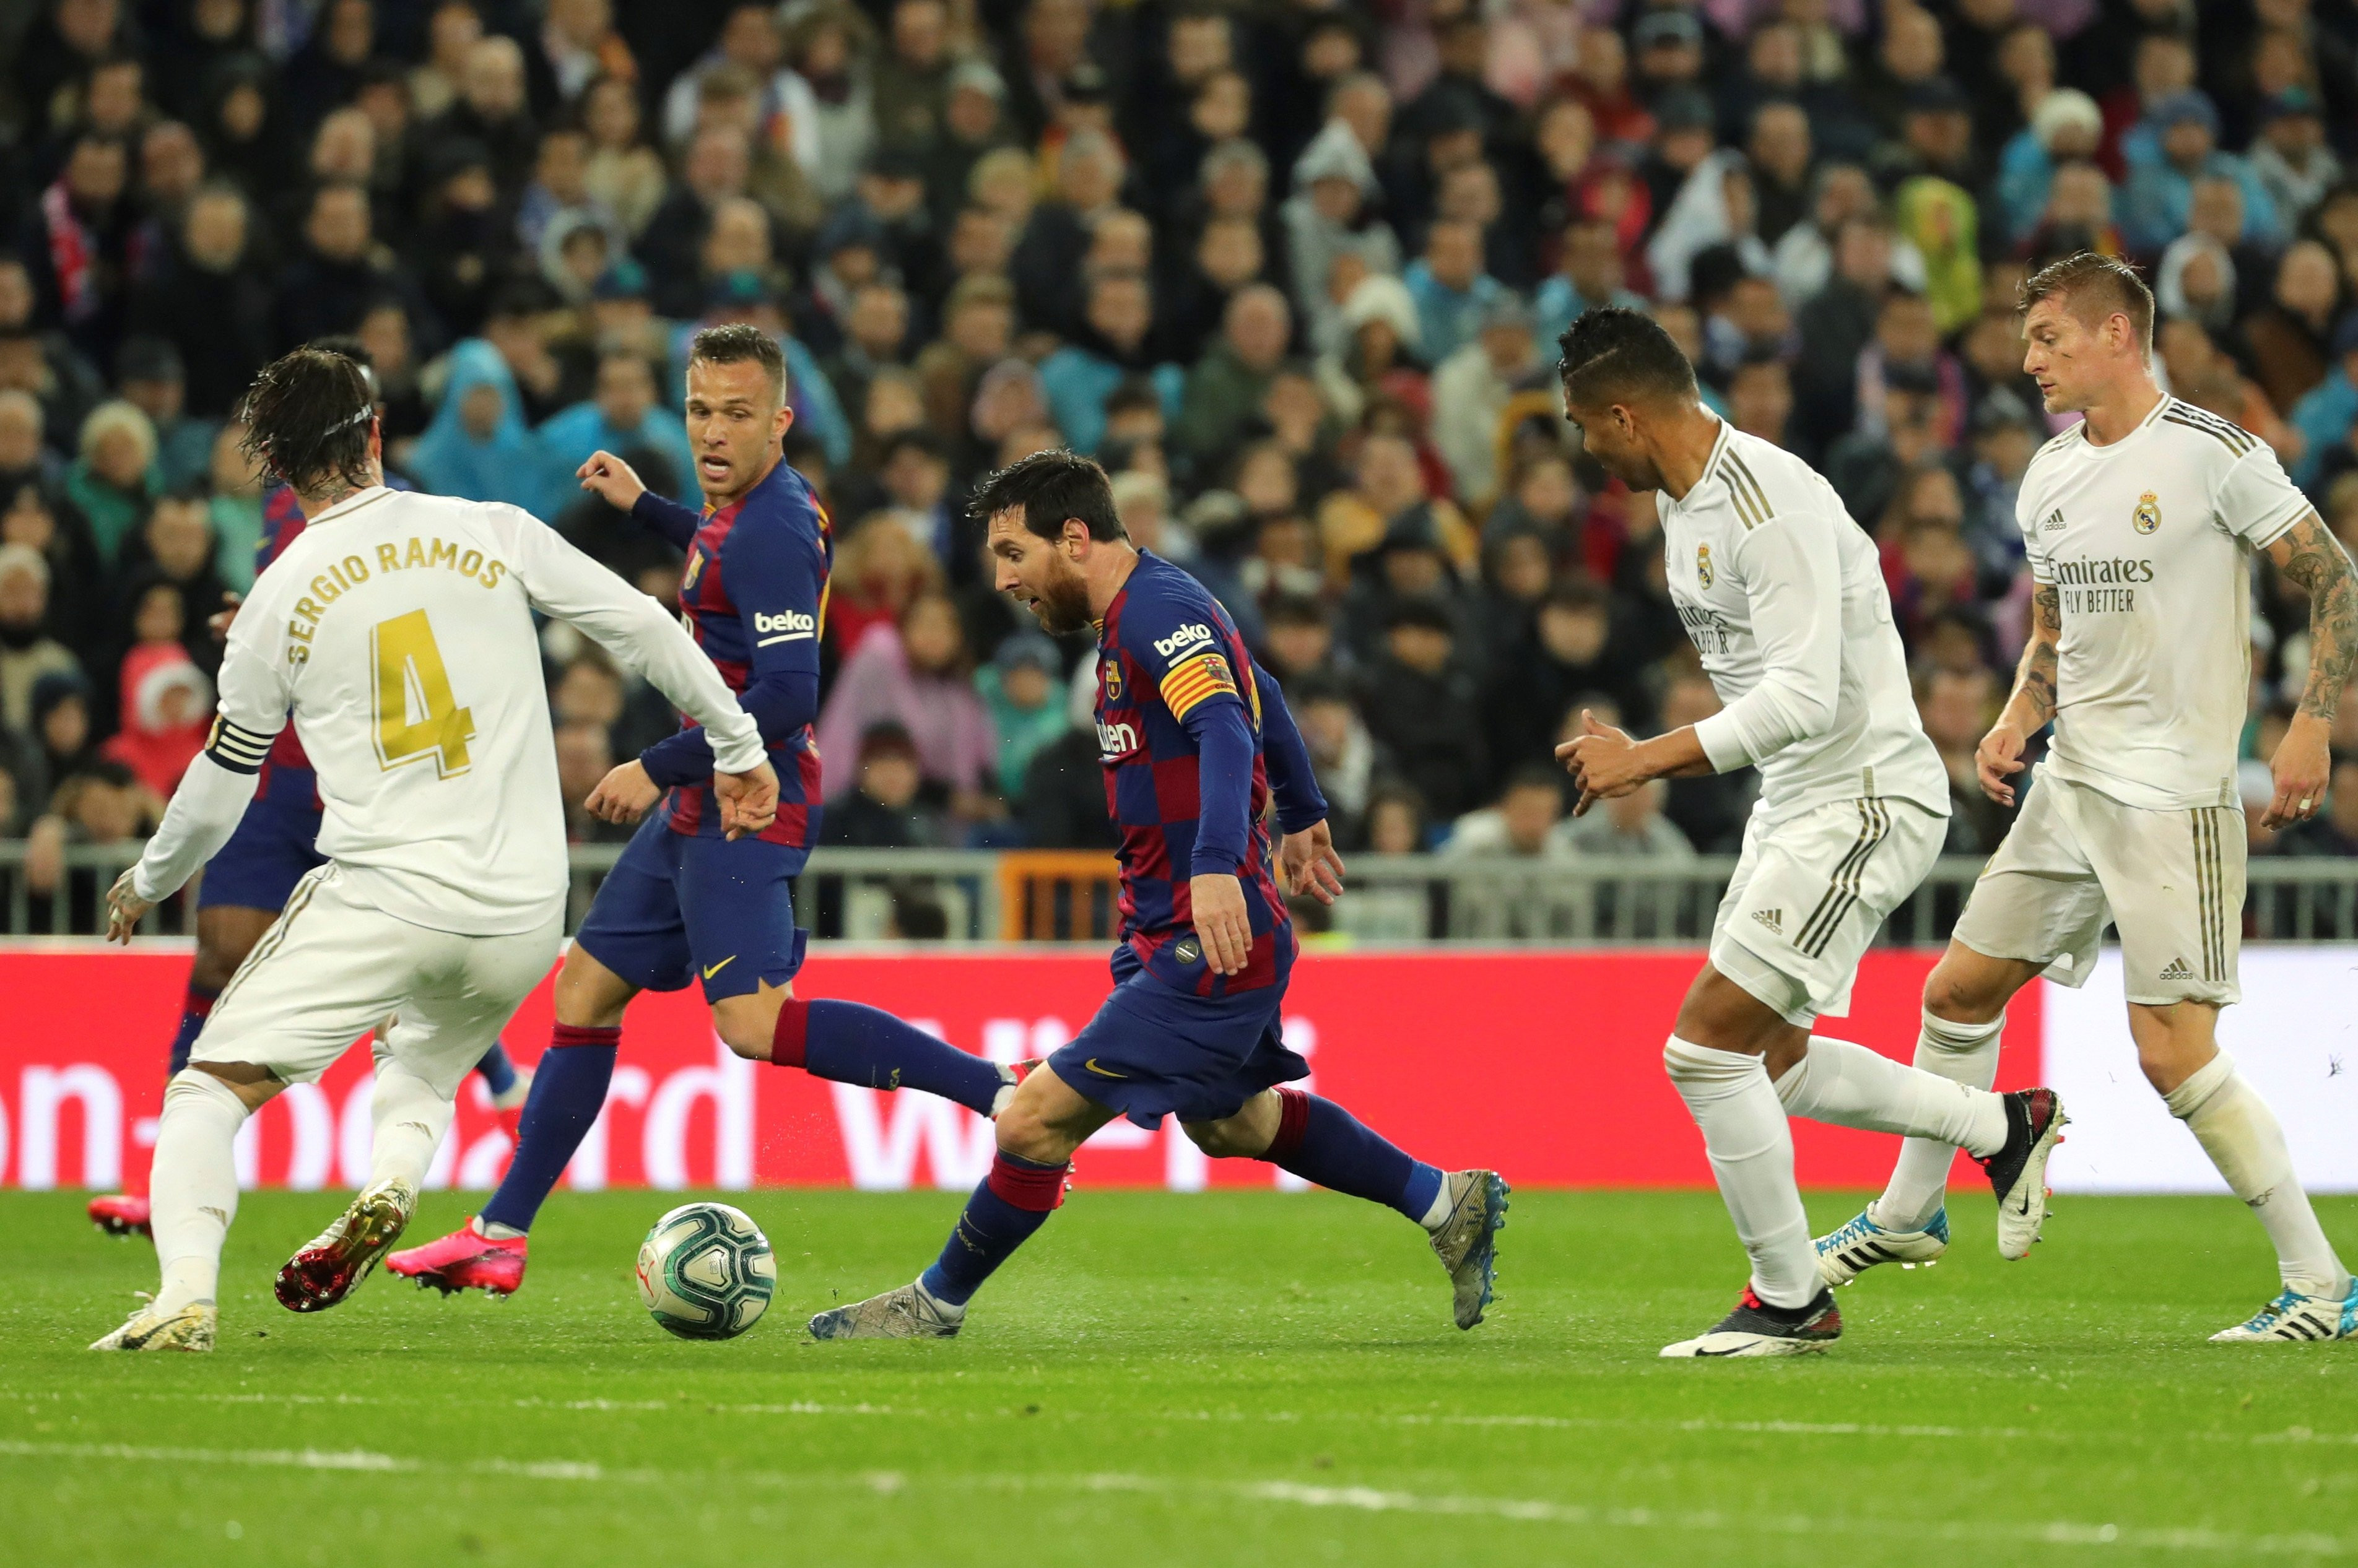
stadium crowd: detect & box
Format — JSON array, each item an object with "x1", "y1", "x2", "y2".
[{"x1": 7, "y1": 0, "x2": 2358, "y2": 912}]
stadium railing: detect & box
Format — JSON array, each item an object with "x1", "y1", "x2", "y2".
[{"x1": 8, "y1": 841, "x2": 2358, "y2": 945}]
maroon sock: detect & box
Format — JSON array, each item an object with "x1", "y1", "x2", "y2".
[{"x1": 770, "y1": 998, "x2": 810, "y2": 1068}]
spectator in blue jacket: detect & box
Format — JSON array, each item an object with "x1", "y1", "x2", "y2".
[
  {"x1": 536, "y1": 348, "x2": 698, "y2": 514},
  {"x1": 1037, "y1": 270, "x2": 1180, "y2": 456},
  {"x1": 1403, "y1": 219, "x2": 1507, "y2": 366},
  {"x1": 2291, "y1": 316, "x2": 2358, "y2": 490},
  {"x1": 2121, "y1": 92, "x2": 2281, "y2": 256}
]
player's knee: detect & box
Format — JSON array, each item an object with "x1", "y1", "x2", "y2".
[
  {"x1": 1923, "y1": 958, "x2": 2005, "y2": 1024},
  {"x1": 1181, "y1": 1116, "x2": 1257, "y2": 1159},
  {"x1": 552, "y1": 948, "x2": 630, "y2": 1028},
  {"x1": 188, "y1": 941, "x2": 243, "y2": 994},
  {"x1": 713, "y1": 1020, "x2": 768, "y2": 1060},
  {"x1": 993, "y1": 1102, "x2": 1058, "y2": 1162}
]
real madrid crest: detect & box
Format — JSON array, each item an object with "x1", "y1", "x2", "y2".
[
  {"x1": 1697, "y1": 544, "x2": 1715, "y2": 588},
  {"x1": 2133, "y1": 491, "x2": 2161, "y2": 535}
]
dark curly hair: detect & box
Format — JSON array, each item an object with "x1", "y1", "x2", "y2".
[
  {"x1": 967, "y1": 448, "x2": 1127, "y2": 542},
  {"x1": 235, "y1": 347, "x2": 376, "y2": 496},
  {"x1": 1554, "y1": 305, "x2": 1698, "y2": 409}
]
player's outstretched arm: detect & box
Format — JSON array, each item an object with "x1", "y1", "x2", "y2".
[
  {"x1": 577, "y1": 449, "x2": 704, "y2": 552},
  {"x1": 499, "y1": 508, "x2": 768, "y2": 806},
  {"x1": 2263, "y1": 511, "x2": 2357, "y2": 829},
  {"x1": 1977, "y1": 579, "x2": 2060, "y2": 808}
]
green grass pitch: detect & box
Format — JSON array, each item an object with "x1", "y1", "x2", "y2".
[{"x1": 4, "y1": 1188, "x2": 2355, "y2": 1567}]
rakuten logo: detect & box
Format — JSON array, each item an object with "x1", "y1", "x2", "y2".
[
  {"x1": 1097, "y1": 720, "x2": 1139, "y2": 760},
  {"x1": 1152, "y1": 623, "x2": 1214, "y2": 657},
  {"x1": 755, "y1": 610, "x2": 817, "y2": 645}
]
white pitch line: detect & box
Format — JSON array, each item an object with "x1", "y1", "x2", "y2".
[{"x1": 1, "y1": 1440, "x2": 2345, "y2": 1557}]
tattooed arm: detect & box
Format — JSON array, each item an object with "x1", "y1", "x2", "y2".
[
  {"x1": 1975, "y1": 579, "x2": 2062, "y2": 808},
  {"x1": 2261, "y1": 512, "x2": 2356, "y2": 829}
]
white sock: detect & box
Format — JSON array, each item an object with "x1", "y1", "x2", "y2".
[
  {"x1": 1870, "y1": 1011, "x2": 2003, "y2": 1232},
  {"x1": 1773, "y1": 1036, "x2": 2008, "y2": 1158},
  {"x1": 2166, "y1": 1052, "x2": 2351, "y2": 1298},
  {"x1": 1665, "y1": 1036, "x2": 1820, "y2": 1309},
  {"x1": 369, "y1": 1063, "x2": 454, "y2": 1193},
  {"x1": 1417, "y1": 1179, "x2": 1454, "y2": 1232},
  {"x1": 150, "y1": 1071, "x2": 249, "y2": 1315},
  {"x1": 476, "y1": 1216, "x2": 526, "y2": 1241}
]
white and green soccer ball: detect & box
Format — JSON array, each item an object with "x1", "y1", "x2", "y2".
[{"x1": 635, "y1": 1202, "x2": 777, "y2": 1341}]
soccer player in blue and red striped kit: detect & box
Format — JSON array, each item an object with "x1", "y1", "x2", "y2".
[
  {"x1": 87, "y1": 340, "x2": 525, "y2": 1239},
  {"x1": 810, "y1": 450, "x2": 1510, "y2": 1340},
  {"x1": 388, "y1": 324, "x2": 1014, "y2": 1296}
]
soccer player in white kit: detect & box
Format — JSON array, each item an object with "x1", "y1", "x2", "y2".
[
  {"x1": 1818, "y1": 254, "x2": 2358, "y2": 1343},
  {"x1": 90, "y1": 348, "x2": 780, "y2": 1351},
  {"x1": 1554, "y1": 308, "x2": 2068, "y2": 1356}
]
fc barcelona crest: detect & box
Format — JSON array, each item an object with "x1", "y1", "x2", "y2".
[
  {"x1": 681, "y1": 548, "x2": 705, "y2": 589},
  {"x1": 1697, "y1": 544, "x2": 1715, "y2": 588},
  {"x1": 2132, "y1": 491, "x2": 2162, "y2": 535},
  {"x1": 1103, "y1": 656, "x2": 1123, "y2": 700}
]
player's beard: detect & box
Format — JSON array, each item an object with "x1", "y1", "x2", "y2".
[{"x1": 1028, "y1": 555, "x2": 1094, "y2": 636}]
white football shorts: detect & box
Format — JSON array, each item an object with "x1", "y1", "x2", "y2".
[
  {"x1": 193, "y1": 862, "x2": 562, "y2": 1098},
  {"x1": 1709, "y1": 795, "x2": 1947, "y2": 1027},
  {"x1": 1952, "y1": 769, "x2": 2242, "y2": 1007}
]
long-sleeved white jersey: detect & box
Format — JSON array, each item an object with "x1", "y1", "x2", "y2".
[
  {"x1": 131, "y1": 485, "x2": 767, "y2": 934},
  {"x1": 1664, "y1": 421, "x2": 1949, "y2": 829}
]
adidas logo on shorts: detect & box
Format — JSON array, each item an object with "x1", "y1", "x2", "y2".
[
  {"x1": 2159, "y1": 956, "x2": 2194, "y2": 981},
  {"x1": 1752, "y1": 907, "x2": 1783, "y2": 935}
]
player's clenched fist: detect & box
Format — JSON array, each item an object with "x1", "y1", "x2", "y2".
[
  {"x1": 583, "y1": 759, "x2": 663, "y2": 825},
  {"x1": 1975, "y1": 719, "x2": 2029, "y2": 807},
  {"x1": 576, "y1": 449, "x2": 648, "y2": 513},
  {"x1": 715, "y1": 760, "x2": 780, "y2": 840},
  {"x1": 1190, "y1": 871, "x2": 1251, "y2": 976}
]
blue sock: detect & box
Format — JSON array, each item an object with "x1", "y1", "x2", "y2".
[
  {"x1": 916, "y1": 1151, "x2": 1068, "y2": 1306},
  {"x1": 165, "y1": 984, "x2": 219, "y2": 1077},
  {"x1": 479, "y1": 1025, "x2": 617, "y2": 1234},
  {"x1": 778, "y1": 998, "x2": 1004, "y2": 1115},
  {"x1": 473, "y1": 1040, "x2": 518, "y2": 1097},
  {"x1": 1261, "y1": 1089, "x2": 1445, "y2": 1224}
]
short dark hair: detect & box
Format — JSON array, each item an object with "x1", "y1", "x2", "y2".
[
  {"x1": 968, "y1": 448, "x2": 1126, "y2": 542},
  {"x1": 1555, "y1": 305, "x2": 1697, "y2": 409},
  {"x1": 236, "y1": 347, "x2": 376, "y2": 496},
  {"x1": 687, "y1": 321, "x2": 788, "y2": 403},
  {"x1": 2019, "y1": 251, "x2": 2154, "y2": 351}
]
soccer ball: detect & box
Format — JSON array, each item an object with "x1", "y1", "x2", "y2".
[{"x1": 635, "y1": 1202, "x2": 777, "y2": 1341}]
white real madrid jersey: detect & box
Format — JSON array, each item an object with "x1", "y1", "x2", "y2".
[
  {"x1": 206, "y1": 487, "x2": 759, "y2": 935},
  {"x1": 2017, "y1": 396, "x2": 2310, "y2": 812},
  {"x1": 1663, "y1": 421, "x2": 1948, "y2": 829}
]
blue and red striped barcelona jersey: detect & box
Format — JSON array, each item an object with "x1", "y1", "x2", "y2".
[
  {"x1": 1095, "y1": 551, "x2": 1290, "y2": 997},
  {"x1": 661, "y1": 459, "x2": 832, "y2": 849}
]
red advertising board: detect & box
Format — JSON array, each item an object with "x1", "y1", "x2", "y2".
[{"x1": 0, "y1": 943, "x2": 2039, "y2": 1192}]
